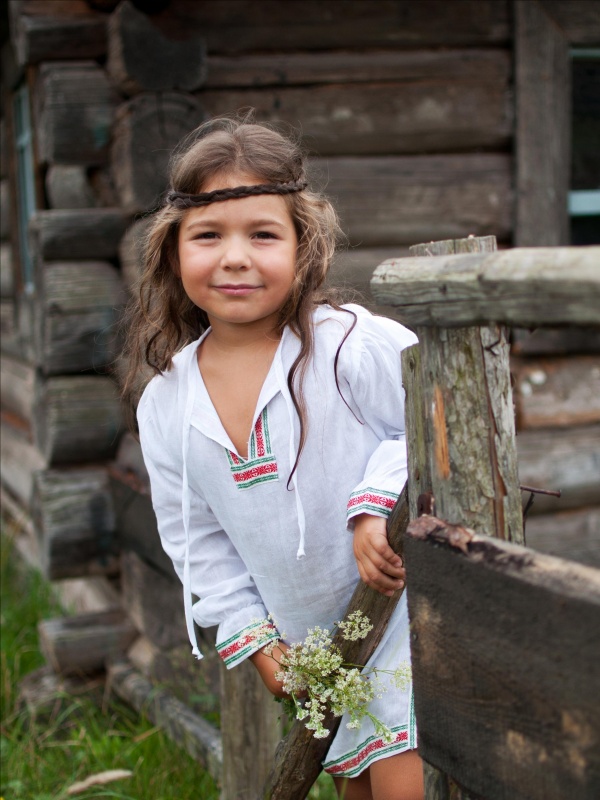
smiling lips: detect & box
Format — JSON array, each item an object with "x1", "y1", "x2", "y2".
[{"x1": 214, "y1": 284, "x2": 262, "y2": 296}]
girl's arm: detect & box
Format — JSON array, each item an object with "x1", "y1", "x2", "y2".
[{"x1": 250, "y1": 641, "x2": 291, "y2": 697}]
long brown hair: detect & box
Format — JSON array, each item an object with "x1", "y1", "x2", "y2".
[{"x1": 121, "y1": 114, "x2": 356, "y2": 479}]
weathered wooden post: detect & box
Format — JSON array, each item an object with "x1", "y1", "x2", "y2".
[
  {"x1": 371, "y1": 238, "x2": 600, "y2": 798},
  {"x1": 395, "y1": 235, "x2": 522, "y2": 798}
]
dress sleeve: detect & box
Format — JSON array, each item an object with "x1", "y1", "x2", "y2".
[
  {"x1": 137, "y1": 384, "x2": 279, "y2": 667},
  {"x1": 340, "y1": 309, "x2": 418, "y2": 528}
]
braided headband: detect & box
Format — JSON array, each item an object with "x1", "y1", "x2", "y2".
[{"x1": 165, "y1": 179, "x2": 308, "y2": 209}]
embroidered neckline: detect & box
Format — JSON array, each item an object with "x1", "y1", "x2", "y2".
[{"x1": 225, "y1": 407, "x2": 279, "y2": 490}]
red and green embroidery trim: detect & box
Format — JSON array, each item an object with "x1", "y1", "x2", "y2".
[
  {"x1": 225, "y1": 407, "x2": 278, "y2": 490},
  {"x1": 217, "y1": 619, "x2": 279, "y2": 668},
  {"x1": 347, "y1": 487, "x2": 398, "y2": 519}
]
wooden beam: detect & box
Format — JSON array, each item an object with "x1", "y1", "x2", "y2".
[
  {"x1": 205, "y1": 48, "x2": 511, "y2": 89},
  {"x1": 404, "y1": 517, "x2": 600, "y2": 800},
  {"x1": 539, "y1": 0, "x2": 600, "y2": 45},
  {"x1": 39, "y1": 609, "x2": 137, "y2": 674},
  {"x1": 515, "y1": 0, "x2": 571, "y2": 246},
  {"x1": 33, "y1": 375, "x2": 123, "y2": 464},
  {"x1": 32, "y1": 467, "x2": 119, "y2": 580},
  {"x1": 0, "y1": 414, "x2": 46, "y2": 505},
  {"x1": 34, "y1": 260, "x2": 125, "y2": 375},
  {"x1": 108, "y1": 661, "x2": 223, "y2": 783},
  {"x1": 512, "y1": 355, "x2": 600, "y2": 429},
  {"x1": 0, "y1": 352, "x2": 35, "y2": 424},
  {"x1": 155, "y1": 0, "x2": 510, "y2": 52},
  {"x1": 33, "y1": 61, "x2": 116, "y2": 166},
  {"x1": 517, "y1": 424, "x2": 600, "y2": 515},
  {"x1": 370, "y1": 246, "x2": 600, "y2": 327},
  {"x1": 9, "y1": 0, "x2": 107, "y2": 67},
  {"x1": 310, "y1": 153, "x2": 512, "y2": 247},
  {"x1": 201, "y1": 78, "x2": 512, "y2": 155},
  {"x1": 107, "y1": 0, "x2": 206, "y2": 95},
  {"x1": 526, "y1": 506, "x2": 600, "y2": 569},
  {"x1": 30, "y1": 209, "x2": 129, "y2": 260}
]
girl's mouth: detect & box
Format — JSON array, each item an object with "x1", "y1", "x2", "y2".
[{"x1": 214, "y1": 284, "x2": 261, "y2": 296}]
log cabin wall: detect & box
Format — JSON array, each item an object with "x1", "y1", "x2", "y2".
[{"x1": 1, "y1": 0, "x2": 599, "y2": 788}]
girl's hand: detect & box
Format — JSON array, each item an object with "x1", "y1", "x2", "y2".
[
  {"x1": 249, "y1": 641, "x2": 291, "y2": 698},
  {"x1": 352, "y1": 513, "x2": 406, "y2": 596}
]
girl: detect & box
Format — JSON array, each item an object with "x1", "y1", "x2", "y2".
[{"x1": 124, "y1": 116, "x2": 423, "y2": 800}]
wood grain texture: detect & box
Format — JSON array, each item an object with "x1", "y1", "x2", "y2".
[
  {"x1": 371, "y1": 247, "x2": 600, "y2": 327},
  {"x1": 517, "y1": 424, "x2": 600, "y2": 515},
  {"x1": 9, "y1": 0, "x2": 107, "y2": 67},
  {"x1": 205, "y1": 48, "x2": 511, "y2": 88},
  {"x1": 154, "y1": 0, "x2": 510, "y2": 53},
  {"x1": 34, "y1": 260, "x2": 125, "y2": 375},
  {"x1": 30, "y1": 209, "x2": 129, "y2": 260},
  {"x1": 33, "y1": 375, "x2": 123, "y2": 464},
  {"x1": 526, "y1": 506, "x2": 600, "y2": 569},
  {"x1": 39, "y1": 609, "x2": 137, "y2": 674},
  {"x1": 0, "y1": 416, "x2": 46, "y2": 505},
  {"x1": 111, "y1": 93, "x2": 206, "y2": 212},
  {"x1": 120, "y1": 549, "x2": 188, "y2": 650},
  {"x1": 404, "y1": 526, "x2": 600, "y2": 800},
  {"x1": 515, "y1": 0, "x2": 570, "y2": 246},
  {"x1": 32, "y1": 466, "x2": 118, "y2": 580},
  {"x1": 201, "y1": 79, "x2": 512, "y2": 155},
  {"x1": 512, "y1": 356, "x2": 600, "y2": 429},
  {"x1": 108, "y1": 661, "x2": 223, "y2": 782},
  {"x1": 33, "y1": 62, "x2": 117, "y2": 166},
  {"x1": 0, "y1": 353, "x2": 35, "y2": 423},
  {"x1": 107, "y1": 0, "x2": 206, "y2": 95},
  {"x1": 310, "y1": 154, "x2": 512, "y2": 247}
]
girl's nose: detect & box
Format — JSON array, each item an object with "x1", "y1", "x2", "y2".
[{"x1": 221, "y1": 237, "x2": 250, "y2": 269}]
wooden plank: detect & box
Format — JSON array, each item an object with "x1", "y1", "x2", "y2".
[
  {"x1": 111, "y1": 93, "x2": 205, "y2": 213},
  {"x1": 1, "y1": 243, "x2": 15, "y2": 297},
  {"x1": 9, "y1": 0, "x2": 107, "y2": 67},
  {"x1": 220, "y1": 659, "x2": 282, "y2": 800},
  {"x1": 108, "y1": 661, "x2": 223, "y2": 782},
  {"x1": 39, "y1": 609, "x2": 137, "y2": 674},
  {"x1": 540, "y1": 0, "x2": 600, "y2": 45},
  {"x1": 513, "y1": 355, "x2": 600, "y2": 429},
  {"x1": 512, "y1": 327, "x2": 600, "y2": 357},
  {"x1": 205, "y1": 48, "x2": 511, "y2": 88},
  {"x1": 201, "y1": 79, "x2": 512, "y2": 155},
  {"x1": 0, "y1": 414, "x2": 47, "y2": 505},
  {"x1": 526, "y1": 506, "x2": 600, "y2": 569},
  {"x1": 33, "y1": 61, "x2": 116, "y2": 165},
  {"x1": 108, "y1": 469, "x2": 174, "y2": 576},
  {"x1": 32, "y1": 467, "x2": 119, "y2": 580},
  {"x1": 328, "y1": 246, "x2": 410, "y2": 317},
  {"x1": 107, "y1": 0, "x2": 206, "y2": 95},
  {"x1": 515, "y1": 0, "x2": 570, "y2": 246},
  {"x1": 155, "y1": 0, "x2": 510, "y2": 53},
  {"x1": 30, "y1": 209, "x2": 129, "y2": 260},
  {"x1": 0, "y1": 352, "x2": 35, "y2": 423},
  {"x1": 404, "y1": 520, "x2": 600, "y2": 800},
  {"x1": 45, "y1": 165, "x2": 95, "y2": 209},
  {"x1": 311, "y1": 153, "x2": 512, "y2": 247},
  {"x1": 33, "y1": 375, "x2": 123, "y2": 464},
  {"x1": 517, "y1": 424, "x2": 600, "y2": 515},
  {"x1": 370, "y1": 247, "x2": 600, "y2": 327},
  {"x1": 121, "y1": 549, "x2": 189, "y2": 650},
  {"x1": 34, "y1": 260, "x2": 125, "y2": 375}
]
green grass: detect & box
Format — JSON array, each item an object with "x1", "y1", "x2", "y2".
[{"x1": 0, "y1": 515, "x2": 337, "y2": 799}]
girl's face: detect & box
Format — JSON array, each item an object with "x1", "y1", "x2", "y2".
[{"x1": 177, "y1": 171, "x2": 298, "y2": 335}]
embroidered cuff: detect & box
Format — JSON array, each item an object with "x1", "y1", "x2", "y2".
[
  {"x1": 347, "y1": 487, "x2": 399, "y2": 523},
  {"x1": 216, "y1": 618, "x2": 279, "y2": 668}
]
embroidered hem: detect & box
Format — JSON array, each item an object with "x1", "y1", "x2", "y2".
[
  {"x1": 217, "y1": 619, "x2": 279, "y2": 668},
  {"x1": 347, "y1": 487, "x2": 398, "y2": 520},
  {"x1": 323, "y1": 688, "x2": 417, "y2": 778}
]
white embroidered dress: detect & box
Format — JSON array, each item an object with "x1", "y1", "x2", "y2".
[{"x1": 137, "y1": 304, "x2": 418, "y2": 777}]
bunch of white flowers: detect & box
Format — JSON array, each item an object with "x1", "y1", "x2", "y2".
[{"x1": 256, "y1": 611, "x2": 412, "y2": 741}]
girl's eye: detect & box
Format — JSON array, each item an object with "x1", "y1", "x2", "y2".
[
  {"x1": 195, "y1": 232, "x2": 217, "y2": 240},
  {"x1": 254, "y1": 231, "x2": 276, "y2": 240}
]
